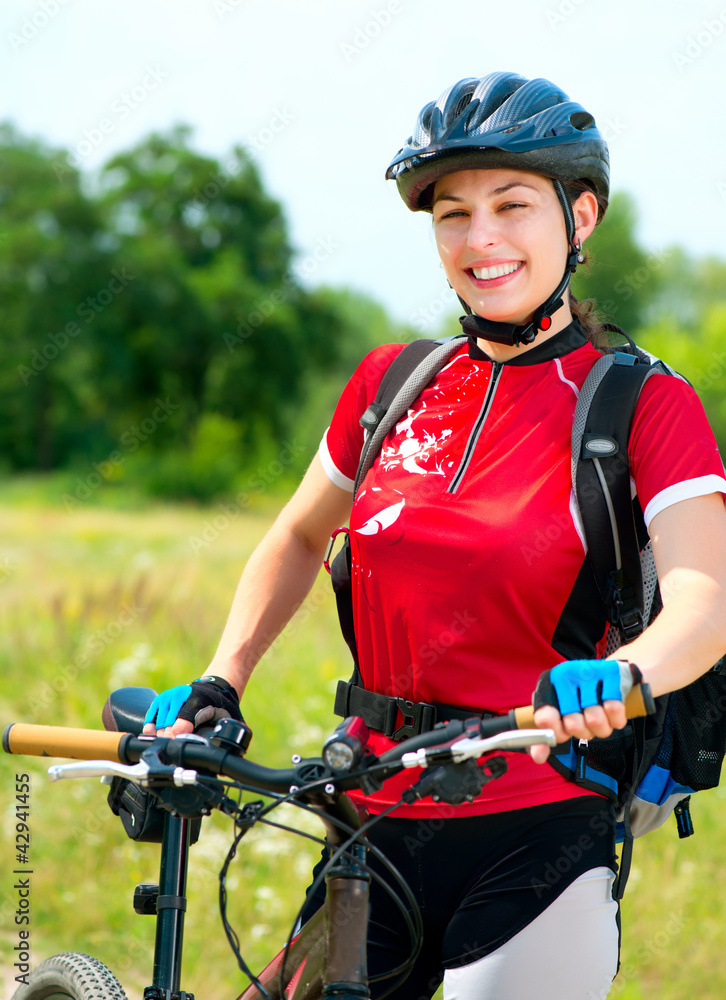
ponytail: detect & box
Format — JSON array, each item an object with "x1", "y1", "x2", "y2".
[{"x1": 570, "y1": 292, "x2": 610, "y2": 352}]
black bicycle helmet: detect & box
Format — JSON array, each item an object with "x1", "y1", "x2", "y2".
[
  {"x1": 387, "y1": 72, "x2": 609, "y2": 212},
  {"x1": 386, "y1": 73, "x2": 610, "y2": 347}
]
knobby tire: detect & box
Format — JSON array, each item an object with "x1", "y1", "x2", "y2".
[{"x1": 11, "y1": 951, "x2": 128, "y2": 1000}]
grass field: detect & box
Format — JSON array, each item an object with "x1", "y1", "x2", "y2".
[{"x1": 1, "y1": 484, "x2": 725, "y2": 999}]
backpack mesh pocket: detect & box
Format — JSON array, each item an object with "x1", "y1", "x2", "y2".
[
  {"x1": 587, "y1": 725, "x2": 634, "y2": 789},
  {"x1": 660, "y1": 672, "x2": 726, "y2": 791}
]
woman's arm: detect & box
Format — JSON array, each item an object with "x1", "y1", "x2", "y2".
[
  {"x1": 209, "y1": 453, "x2": 352, "y2": 693},
  {"x1": 623, "y1": 490, "x2": 726, "y2": 693},
  {"x1": 532, "y1": 491, "x2": 726, "y2": 757},
  {"x1": 145, "y1": 454, "x2": 352, "y2": 735}
]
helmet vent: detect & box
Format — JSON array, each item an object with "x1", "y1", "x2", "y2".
[
  {"x1": 452, "y1": 93, "x2": 473, "y2": 123},
  {"x1": 570, "y1": 111, "x2": 594, "y2": 132}
]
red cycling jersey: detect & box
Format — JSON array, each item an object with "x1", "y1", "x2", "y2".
[{"x1": 320, "y1": 323, "x2": 726, "y2": 817}]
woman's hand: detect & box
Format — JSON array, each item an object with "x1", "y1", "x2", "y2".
[
  {"x1": 530, "y1": 660, "x2": 635, "y2": 764},
  {"x1": 142, "y1": 676, "x2": 242, "y2": 738}
]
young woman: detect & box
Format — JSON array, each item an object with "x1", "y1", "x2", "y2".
[{"x1": 144, "y1": 73, "x2": 726, "y2": 998}]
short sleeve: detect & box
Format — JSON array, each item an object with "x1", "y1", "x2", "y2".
[
  {"x1": 319, "y1": 343, "x2": 406, "y2": 491},
  {"x1": 629, "y1": 373, "x2": 726, "y2": 528}
]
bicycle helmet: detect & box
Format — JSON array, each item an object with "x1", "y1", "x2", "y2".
[{"x1": 385, "y1": 72, "x2": 610, "y2": 346}]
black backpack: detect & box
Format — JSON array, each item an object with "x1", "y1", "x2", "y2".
[{"x1": 328, "y1": 332, "x2": 726, "y2": 896}]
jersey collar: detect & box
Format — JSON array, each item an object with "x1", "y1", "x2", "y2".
[{"x1": 467, "y1": 319, "x2": 588, "y2": 366}]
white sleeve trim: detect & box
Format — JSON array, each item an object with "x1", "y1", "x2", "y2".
[
  {"x1": 319, "y1": 428, "x2": 355, "y2": 492},
  {"x1": 643, "y1": 474, "x2": 726, "y2": 529}
]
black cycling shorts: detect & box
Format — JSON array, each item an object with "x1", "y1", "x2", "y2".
[{"x1": 301, "y1": 796, "x2": 617, "y2": 1000}]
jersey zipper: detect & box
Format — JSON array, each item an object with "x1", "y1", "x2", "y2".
[{"x1": 447, "y1": 361, "x2": 504, "y2": 494}]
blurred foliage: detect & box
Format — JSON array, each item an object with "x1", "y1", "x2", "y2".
[
  {"x1": 572, "y1": 191, "x2": 654, "y2": 333},
  {"x1": 638, "y1": 305, "x2": 726, "y2": 448},
  {"x1": 2, "y1": 123, "x2": 726, "y2": 496},
  {"x1": 2, "y1": 499, "x2": 726, "y2": 999},
  {"x1": 0, "y1": 123, "x2": 114, "y2": 470},
  {"x1": 573, "y1": 191, "x2": 726, "y2": 347},
  {"x1": 0, "y1": 123, "x2": 408, "y2": 497}
]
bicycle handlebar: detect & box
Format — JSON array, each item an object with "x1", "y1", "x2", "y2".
[{"x1": 2, "y1": 681, "x2": 654, "y2": 797}]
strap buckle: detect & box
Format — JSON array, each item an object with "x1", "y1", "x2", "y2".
[
  {"x1": 324, "y1": 527, "x2": 349, "y2": 575},
  {"x1": 617, "y1": 609, "x2": 644, "y2": 642},
  {"x1": 605, "y1": 576, "x2": 644, "y2": 641},
  {"x1": 386, "y1": 697, "x2": 436, "y2": 740}
]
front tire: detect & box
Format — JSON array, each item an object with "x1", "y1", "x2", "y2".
[{"x1": 11, "y1": 952, "x2": 128, "y2": 1000}]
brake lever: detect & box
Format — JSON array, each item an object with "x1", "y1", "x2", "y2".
[
  {"x1": 48, "y1": 760, "x2": 151, "y2": 783},
  {"x1": 401, "y1": 728, "x2": 556, "y2": 769}
]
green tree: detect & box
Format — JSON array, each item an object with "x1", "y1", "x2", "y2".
[
  {"x1": 641, "y1": 249, "x2": 726, "y2": 330},
  {"x1": 638, "y1": 304, "x2": 726, "y2": 450},
  {"x1": 0, "y1": 124, "x2": 364, "y2": 491},
  {"x1": 0, "y1": 124, "x2": 115, "y2": 469},
  {"x1": 96, "y1": 127, "x2": 347, "y2": 455},
  {"x1": 572, "y1": 191, "x2": 664, "y2": 333}
]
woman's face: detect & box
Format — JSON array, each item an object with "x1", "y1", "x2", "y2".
[{"x1": 433, "y1": 168, "x2": 587, "y2": 328}]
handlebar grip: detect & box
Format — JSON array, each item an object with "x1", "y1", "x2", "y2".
[
  {"x1": 624, "y1": 682, "x2": 656, "y2": 717},
  {"x1": 513, "y1": 682, "x2": 656, "y2": 730},
  {"x1": 3, "y1": 723, "x2": 124, "y2": 762}
]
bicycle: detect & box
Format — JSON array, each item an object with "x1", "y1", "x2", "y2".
[{"x1": 2, "y1": 684, "x2": 653, "y2": 1000}]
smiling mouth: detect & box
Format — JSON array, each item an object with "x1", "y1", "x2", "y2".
[{"x1": 470, "y1": 261, "x2": 523, "y2": 281}]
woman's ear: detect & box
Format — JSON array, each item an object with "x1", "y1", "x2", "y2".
[{"x1": 574, "y1": 190, "x2": 599, "y2": 244}]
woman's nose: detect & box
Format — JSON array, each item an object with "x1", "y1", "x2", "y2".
[{"x1": 466, "y1": 210, "x2": 498, "y2": 252}]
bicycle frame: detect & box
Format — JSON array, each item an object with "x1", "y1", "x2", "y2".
[
  {"x1": 236, "y1": 842, "x2": 370, "y2": 1000},
  {"x1": 4, "y1": 682, "x2": 654, "y2": 1000},
  {"x1": 101, "y1": 686, "x2": 374, "y2": 1000},
  {"x1": 137, "y1": 806, "x2": 369, "y2": 1000}
]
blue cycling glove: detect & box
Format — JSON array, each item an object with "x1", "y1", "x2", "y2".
[
  {"x1": 534, "y1": 659, "x2": 642, "y2": 717},
  {"x1": 145, "y1": 675, "x2": 242, "y2": 730}
]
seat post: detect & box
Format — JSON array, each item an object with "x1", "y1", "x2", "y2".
[{"x1": 148, "y1": 812, "x2": 192, "y2": 996}]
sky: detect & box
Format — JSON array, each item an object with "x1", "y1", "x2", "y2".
[{"x1": 2, "y1": 0, "x2": 725, "y2": 330}]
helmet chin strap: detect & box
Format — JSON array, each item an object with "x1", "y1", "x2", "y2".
[{"x1": 459, "y1": 179, "x2": 581, "y2": 348}]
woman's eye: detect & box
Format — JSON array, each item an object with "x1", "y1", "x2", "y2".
[{"x1": 499, "y1": 202, "x2": 527, "y2": 211}]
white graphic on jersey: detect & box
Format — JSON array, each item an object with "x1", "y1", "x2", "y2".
[
  {"x1": 379, "y1": 402, "x2": 452, "y2": 477},
  {"x1": 355, "y1": 498, "x2": 405, "y2": 535},
  {"x1": 555, "y1": 357, "x2": 579, "y2": 398}
]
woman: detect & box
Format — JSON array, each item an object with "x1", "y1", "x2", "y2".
[{"x1": 144, "y1": 73, "x2": 726, "y2": 998}]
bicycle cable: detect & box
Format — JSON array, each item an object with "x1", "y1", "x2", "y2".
[
  {"x1": 214, "y1": 780, "x2": 424, "y2": 999},
  {"x1": 274, "y1": 797, "x2": 425, "y2": 1000},
  {"x1": 219, "y1": 819, "x2": 275, "y2": 1000}
]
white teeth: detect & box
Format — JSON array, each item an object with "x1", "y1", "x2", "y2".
[{"x1": 472, "y1": 262, "x2": 522, "y2": 280}]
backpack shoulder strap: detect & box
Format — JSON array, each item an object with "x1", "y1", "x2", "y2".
[
  {"x1": 572, "y1": 351, "x2": 663, "y2": 641},
  {"x1": 573, "y1": 349, "x2": 671, "y2": 899},
  {"x1": 353, "y1": 335, "x2": 466, "y2": 495}
]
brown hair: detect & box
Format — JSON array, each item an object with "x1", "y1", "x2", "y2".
[{"x1": 563, "y1": 179, "x2": 610, "y2": 352}]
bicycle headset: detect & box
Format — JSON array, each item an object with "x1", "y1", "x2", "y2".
[{"x1": 385, "y1": 71, "x2": 610, "y2": 348}]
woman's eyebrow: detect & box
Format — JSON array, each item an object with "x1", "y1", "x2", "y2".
[
  {"x1": 432, "y1": 192, "x2": 464, "y2": 205},
  {"x1": 433, "y1": 181, "x2": 540, "y2": 206},
  {"x1": 491, "y1": 181, "x2": 539, "y2": 195}
]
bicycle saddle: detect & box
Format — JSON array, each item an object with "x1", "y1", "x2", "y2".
[{"x1": 102, "y1": 687, "x2": 157, "y2": 735}]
